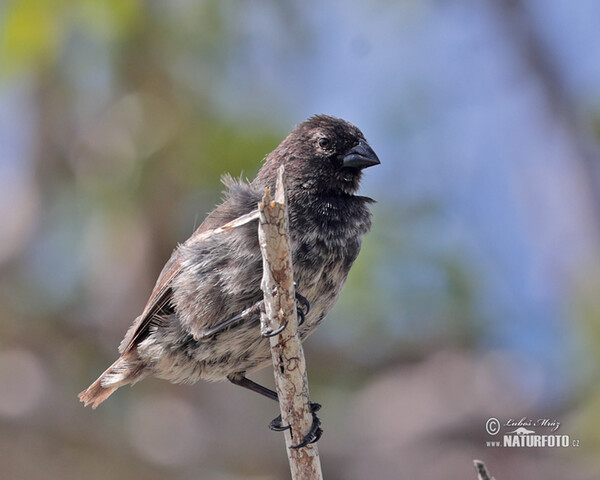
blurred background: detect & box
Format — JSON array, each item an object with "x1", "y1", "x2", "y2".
[{"x1": 2, "y1": 0, "x2": 600, "y2": 478}]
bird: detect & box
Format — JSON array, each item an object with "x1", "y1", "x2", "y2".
[{"x1": 79, "y1": 114, "x2": 380, "y2": 445}]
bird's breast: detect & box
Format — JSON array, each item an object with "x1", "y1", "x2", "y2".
[{"x1": 289, "y1": 198, "x2": 370, "y2": 332}]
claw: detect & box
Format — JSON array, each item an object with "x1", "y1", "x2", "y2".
[
  {"x1": 269, "y1": 414, "x2": 291, "y2": 432},
  {"x1": 310, "y1": 427, "x2": 323, "y2": 444},
  {"x1": 262, "y1": 291, "x2": 309, "y2": 335},
  {"x1": 291, "y1": 402, "x2": 323, "y2": 449},
  {"x1": 268, "y1": 402, "x2": 324, "y2": 448},
  {"x1": 295, "y1": 291, "x2": 310, "y2": 314},
  {"x1": 262, "y1": 320, "x2": 288, "y2": 337},
  {"x1": 297, "y1": 307, "x2": 305, "y2": 326},
  {"x1": 295, "y1": 291, "x2": 310, "y2": 327}
]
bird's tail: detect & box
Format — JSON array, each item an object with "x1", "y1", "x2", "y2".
[{"x1": 78, "y1": 352, "x2": 146, "y2": 409}]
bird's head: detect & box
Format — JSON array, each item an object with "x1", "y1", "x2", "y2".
[{"x1": 257, "y1": 115, "x2": 380, "y2": 196}]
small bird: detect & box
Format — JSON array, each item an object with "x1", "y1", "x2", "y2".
[{"x1": 79, "y1": 114, "x2": 379, "y2": 444}]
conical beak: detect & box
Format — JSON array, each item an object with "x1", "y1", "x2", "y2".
[{"x1": 343, "y1": 139, "x2": 381, "y2": 169}]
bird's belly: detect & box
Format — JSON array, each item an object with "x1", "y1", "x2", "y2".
[{"x1": 295, "y1": 256, "x2": 349, "y2": 332}]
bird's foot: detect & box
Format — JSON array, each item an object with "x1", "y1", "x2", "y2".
[
  {"x1": 262, "y1": 291, "x2": 310, "y2": 336},
  {"x1": 262, "y1": 320, "x2": 288, "y2": 337},
  {"x1": 268, "y1": 415, "x2": 291, "y2": 432},
  {"x1": 268, "y1": 402, "x2": 323, "y2": 449},
  {"x1": 295, "y1": 291, "x2": 310, "y2": 327},
  {"x1": 291, "y1": 402, "x2": 322, "y2": 449}
]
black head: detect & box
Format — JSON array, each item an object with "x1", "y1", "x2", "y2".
[{"x1": 255, "y1": 115, "x2": 380, "y2": 196}]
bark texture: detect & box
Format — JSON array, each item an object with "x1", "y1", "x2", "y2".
[{"x1": 258, "y1": 165, "x2": 323, "y2": 479}]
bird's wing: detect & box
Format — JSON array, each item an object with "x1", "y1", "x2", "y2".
[
  {"x1": 120, "y1": 179, "x2": 263, "y2": 353},
  {"x1": 118, "y1": 205, "x2": 230, "y2": 353},
  {"x1": 120, "y1": 251, "x2": 182, "y2": 353}
]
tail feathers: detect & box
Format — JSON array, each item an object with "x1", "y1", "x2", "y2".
[
  {"x1": 78, "y1": 378, "x2": 118, "y2": 409},
  {"x1": 79, "y1": 353, "x2": 146, "y2": 409}
]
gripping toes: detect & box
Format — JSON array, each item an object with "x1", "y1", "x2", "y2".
[
  {"x1": 291, "y1": 402, "x2": 322, "y2": 449},
  {"x1": 263, "y1": 291, "x2": 310, "y2": 336},
  {"x1": 269, "y1": 414, "x2": 291, "y2": 432},
  {"x1": 295, "y1": 291, "x2": 310, "y2": 327},
  {"x1": 269, "y1": 402, "x2": 323, "y2": 449}
]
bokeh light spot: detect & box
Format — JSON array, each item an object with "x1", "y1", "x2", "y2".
[
  {"x1": 0, "y1": 348, "x2": 46, "y2": 418},
  {"x1": 127, "y1": 394, "x2": 206, "y2": 467}
]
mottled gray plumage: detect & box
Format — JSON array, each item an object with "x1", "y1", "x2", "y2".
[{"x1": 79, "y1": 115, "x2": 379, "y2": 408}]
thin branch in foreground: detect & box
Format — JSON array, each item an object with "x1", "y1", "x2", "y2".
[
  {"x1": 195, "y1": 209, "x2": 260, "y2": 242},
  {"x1": 258, "y1": 165, "x2": 323, "y2": 479},
  {"x1": 473, "y1": 460, "x2": 496, "y2": 480}
]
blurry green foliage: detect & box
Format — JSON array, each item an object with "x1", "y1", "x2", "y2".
[
  {"x1": 0, "y1": 0, "x2": 142, "y2": 75},
  {"x1": 0, "y1": 0, "x2": 63, "y2": 73}
]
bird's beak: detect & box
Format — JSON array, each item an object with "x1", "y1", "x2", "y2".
[{"x1": 343, "y1": 139, "x2": 381, "y2": 169}]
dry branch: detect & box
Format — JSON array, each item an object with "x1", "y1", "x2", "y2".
[
  {"x1": 195, "y1": 209, "x2": 260, "y2": 242},
  {"x1": 258, "y1": 165, "x2": 323, "y2": 479},
  {"x1": 473, "y1": 460, "x2": 496, "y2": 480}
]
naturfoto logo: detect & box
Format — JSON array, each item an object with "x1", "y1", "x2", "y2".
[{"x1": 484, "y1": 417, "x2": 580, "y2": 448}]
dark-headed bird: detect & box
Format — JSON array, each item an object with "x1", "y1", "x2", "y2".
[{"x1": 79, "y1": 114, "x2": 380, "y2": 446}]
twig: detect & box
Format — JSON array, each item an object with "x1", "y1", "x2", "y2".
[
  {"x1": 195, "y1": 209, "x2": 260, "y2": 242},
  {"x1": 258, "y1": 165, "x2": 323, "y2": 479},
  {"x1": 473, "y1": 460, "x2": 496, "y2": 480}
]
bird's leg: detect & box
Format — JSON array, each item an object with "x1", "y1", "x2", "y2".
[
  {"x1": 227, "y1": 373, "x2": 278, "y2": 401},
  {"x1": 227, "y1": 373, "x2": 323, "y2": 448},
  {"x1": 195, "y1": 301, "x2": 263, "y2": 340},
  {"x1": 227, "y1": 374, "x2": 290, "y2": 432}
]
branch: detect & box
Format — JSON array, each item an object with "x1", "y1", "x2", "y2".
[
  {"x1": 258, "y1": 165, "x2": 323, "y2": 479},
  {"x1": 194, "y1": 209, "x2": 260, "y2": 242},
  {"x1": 473, "y1": 460, "x2": 496, "y2": 480}
]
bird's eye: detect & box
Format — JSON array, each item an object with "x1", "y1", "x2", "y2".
[{"x1": 318, "y1": 137, "x2": 331, "y2": 149}]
